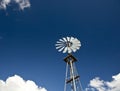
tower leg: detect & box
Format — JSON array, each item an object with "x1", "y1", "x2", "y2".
[
  {"x1": 64, "y1": 62, "x2": 68, "y2": 91},
  {"x1": 70, "y1": 60, "x2": 77, "y2": 91}
]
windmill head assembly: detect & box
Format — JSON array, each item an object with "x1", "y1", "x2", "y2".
[{"x1": 55, "y1": 37, "x2": 81, "y2": 54}]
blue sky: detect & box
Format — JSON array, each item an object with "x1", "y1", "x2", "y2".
[{"x1": 0, "y1": 0, "x2": 120, "y2": 91}]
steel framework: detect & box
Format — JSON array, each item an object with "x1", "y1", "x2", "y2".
[{"x1": 64, "y1": 54, "x2": 83, "y2": 91}]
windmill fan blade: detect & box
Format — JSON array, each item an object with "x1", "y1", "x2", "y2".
[
  {"x1": 59, "y1": 39, "x2": 65, "y2": 42},
  {"x1": 63, "y1": 47, "x2": 68, "y2": 53},
  {"x1": 71, "y1": 45, "x2": 77, "y2": 52},
  {"x1": 63, "y1": 37, "x2": 67, "y2": 42},
  {"x1": 72, "y1": 44, "x2": 80, "y2": 50},
  {"x1": 76, "y1": 46, "x2": 80, "y2": 50},
  {"x1": 57, "y1": 41, "x2": 63, "y2": 43},
  {"x1": 73, "y1": 39, "x2": 80, "y2": 44},
  {"x1": 72, "y1": 40, "x2": 80, "y2": 46},
  {"x1": 58, "y1": 46, "x2": 65, "y2": 52},
  {"x1": 70, "y1": 37, "x2": 74, "y2": 42},
  {"x1": 56, "y1": 45, "x2": 63, "y2": 49},
  {"x1": 55, "y1": 43, "x2": 64, "y2": 46},
  {"x1": 68, "y1": 47, "x2": 72, "y2": 53},
  {"x1": 67, "y1": 37, "x2": 70, "y2": 41}
]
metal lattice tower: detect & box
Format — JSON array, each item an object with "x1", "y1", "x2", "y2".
[
  {"x1": 64, "y1": 54, "x2": 83, "y2": 91},
  {"x1": 55, "y1": 37, "x2": 83, "y2": 91}
]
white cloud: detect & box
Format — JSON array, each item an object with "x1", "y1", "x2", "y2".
[
  {"x1": 85, "y1": 73, "x2": 120, "y2": 91},
  {"x1": 0, "y1": 0, "x2": 30, "y2": 10},
  {"x1": 0, "y1": 0, "x2": 11, "y2": 9},
  {"x1": 0, "y1": 75, "x2": 47, "y2": 91},
  {"x1": 14, "y1": 0, "x2": 30, "y2": 10}
]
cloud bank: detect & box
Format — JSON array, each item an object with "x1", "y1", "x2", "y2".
[
  {"x1": 0, "y1": 75, "x2": 47, "y2": 91},
  {"x1": 86, "y1": 73, "x2": 120, "y2": 91},
  {"x1": 0, "y1": 0, "x2": 30, "y2": 10}
]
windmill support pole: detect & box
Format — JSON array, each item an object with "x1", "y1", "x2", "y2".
[
  {"x1": 64, "y1": 62, "x2": 68, "y2": 91},
  {"x1": 70, "y1": 60, "x2": 77, "y2": 91}
]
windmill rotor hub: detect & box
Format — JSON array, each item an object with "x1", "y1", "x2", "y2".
[{"x1": 66, "y1": 41, "x2": 72, "y2": 47}]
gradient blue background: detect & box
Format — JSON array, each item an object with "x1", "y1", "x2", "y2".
[{"x1": 0, "y1": 0, "x2": 120, "y2": 91}]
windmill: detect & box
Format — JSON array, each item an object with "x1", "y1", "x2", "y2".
[{"x1": 55, "y1": 37, "x2": 83, "y2": 91}]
